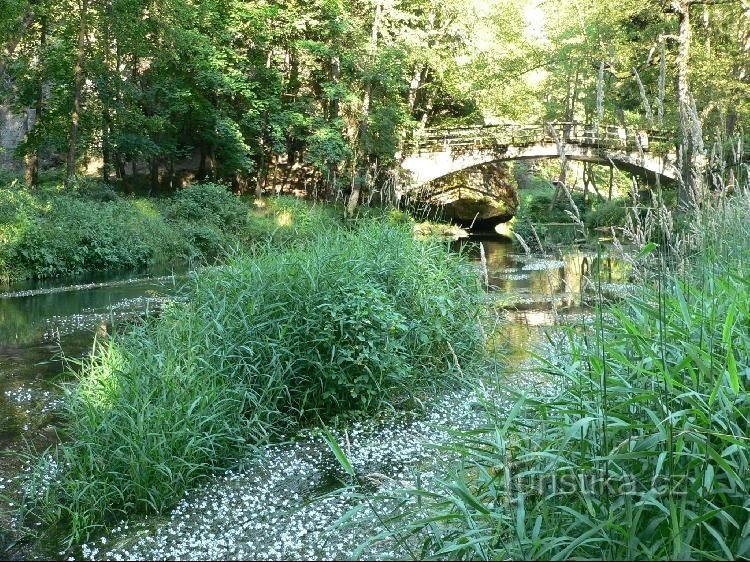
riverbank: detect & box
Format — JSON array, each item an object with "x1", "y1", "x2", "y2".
[{"x1": 0, "y1": 181, "x2": 340, "y2": 282}]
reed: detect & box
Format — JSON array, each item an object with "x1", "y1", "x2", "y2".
[
  {"x1": 19, "y1": 219, "x2": 486, "y2": 546},
  {"x1": 350, "y1": 188, "x2": 750, "y2": 560}
]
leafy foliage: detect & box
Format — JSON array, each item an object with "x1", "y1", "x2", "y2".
[
  {"x1": 585, "y1": 197, "x2": 630, "y2": 228},
  {"x1": 0, "y1": 182, "x2": 255, "y2": 279}
]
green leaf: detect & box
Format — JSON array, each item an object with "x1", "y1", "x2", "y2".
[{"x1": 321, "y1": 428, "x2": 355, "y2": 478}]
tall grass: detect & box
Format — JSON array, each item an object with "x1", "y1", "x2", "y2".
[
  {"x1": 20, "y1": 220, "x2": 485, "y2": 545},
  {"x1": 358, "y1": 190, "x2": 750, "y2": 560}
]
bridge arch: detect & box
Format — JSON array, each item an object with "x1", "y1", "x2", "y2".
[{"x1": 398, "y1": 123, "x2": 679, "y2": 192}]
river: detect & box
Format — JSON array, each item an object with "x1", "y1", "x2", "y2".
[{"x1": 0, "y1": 233, "x2": 630, "y2": 560}]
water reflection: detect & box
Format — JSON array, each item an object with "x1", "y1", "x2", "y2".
[
  {"x1": 456, "y1": 235, "x2": 631, "y2": 362},
  {"x1": 457, "y1": 236, "x2": 629, "y2": 309}
]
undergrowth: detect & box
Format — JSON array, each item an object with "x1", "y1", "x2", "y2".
[{"x1": 0, "y1": 180, "x2": 338, "y2": 281}]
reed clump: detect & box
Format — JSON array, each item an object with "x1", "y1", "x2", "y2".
[
  {"x1": 21, "y1": 220, "x2": 485, "y2": 545},
  {"x1": 362, "y1": 189, "x2": 750, "y2": 560}
]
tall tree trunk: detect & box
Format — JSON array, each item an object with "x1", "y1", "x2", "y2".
[
  {"x1": 419, "y1": 93, "x2": 434, "y2": 132},
  {"x1": 23, "y1": 110, "x2": 34, "y2": 185},
  {"x1": 149, "y1": 158, "x2": 159, "y2": 191},
  {"x1": 66, "y1": 0, "x2": 89, "y2": 184},
  {"x1": 329, "y1": 55, "x2": 341, "y2": 120},
  {"x1": 25, "y1": 15, "x2": 46, "y2": 188},
  {"x1": 407, "y1": 64, "x2": 424, "y2": 114},
  {"x1": 198, "y1": 147, "x2": 207, "y2": 180},
  {"x1": 347, "y1": 0, "x2": 382, "y2": 217},
  {"x1": 100, "y1": 0, "x2": 113, "y2": 183},
  {"x1": 672, "y1": 0, "x2": 705, "y2": 208}
]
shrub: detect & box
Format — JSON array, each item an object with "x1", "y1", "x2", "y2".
[
  {"x1": 6, "y1": 195, "x2": 181, "y2": 278},
  {"x1": 168, "y1": 182, "x2": 246, "y2": 230},
  {"x1": 244, "y1": 195, "x2": 341, "y2": 245},
  {"x1": 22, "y1": 220, "x2": 485, "y2": 544},
  {"x1": 522, "y1": 190, "x2": 588, "y2": 224},
  {"x1": 510, "y1": 215, "x2": 546, "y2": 252},
  {"x1": 0, "y1": 183, "x2": 255, "y2": 280},
  {"x1": 585, "y1": 197, "x2": 629, "y2": 228}
]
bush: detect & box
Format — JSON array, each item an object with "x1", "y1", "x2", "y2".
[
  {"x1": 510, "y1": 215, "x2": 546, "y2": 252},
  {"x1": 0, "y1": 182, "x2": 256, "y2": 280},
  {"x1": 244, "y1": 195, "x2": 341, "y2": 245},
  {"x1": 168, "y1": 182, "x2": 246, "y2": 230},
  {"x1": 521, "y1": 190, "x2": 588, "y2": 224},
  {"x1": 4, "y1": 195, "x2": 182, "y2": 278},
  {"x1": 23, "y1": 220, "x2": 485, "y2": 543},
  {"x1": 585, "y1": 197, "x2": 629, "y2": 228}
]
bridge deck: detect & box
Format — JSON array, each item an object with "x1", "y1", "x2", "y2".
[{"x1": 407, "y1": 122, "x2": 675, "y2": 155}]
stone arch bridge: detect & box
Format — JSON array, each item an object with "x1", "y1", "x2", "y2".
[
  {"x1": 400, "y1": 122, "x2": 678, "y2": 189},
  {"x1": 397, "y1": 122, "x2": 679, "y2": 225}
]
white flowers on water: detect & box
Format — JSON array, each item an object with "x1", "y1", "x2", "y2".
[{"x1": 77, "y1": 382, "x2": 519, "y2": 561}]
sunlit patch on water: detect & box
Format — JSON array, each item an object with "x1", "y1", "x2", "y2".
[{"x1": 42, "y1": 296, "x2": 176, "y2": 341}]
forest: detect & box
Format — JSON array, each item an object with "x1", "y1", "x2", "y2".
[{"x1": 0, "y1": 0, "x2": 749, "y2": 560}]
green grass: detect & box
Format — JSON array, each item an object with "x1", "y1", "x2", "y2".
[
  {"x1": 20, "y1": 220, "x2": 485, "y2": 545},
  {"x1": 357, "y1": 191, "x2": 750, "y2": 560}
]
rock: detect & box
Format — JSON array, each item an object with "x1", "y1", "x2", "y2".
[{"x1": 418, "y1": 163, "x2": 520, "y2": 226}]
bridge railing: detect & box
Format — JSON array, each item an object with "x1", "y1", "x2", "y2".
[{"x1": 407, "y1": 122, "x2": 676, "y2": 154}]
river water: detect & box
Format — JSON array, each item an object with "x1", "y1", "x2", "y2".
[{"x1": 0, "y1": 235, "x2": 630, "y2": 560}]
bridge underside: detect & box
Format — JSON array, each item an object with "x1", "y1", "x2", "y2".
[
  {"x1": 406, "y1": 162, "x2": 519, "y2": 228},
  {"x1": 400, "y1": 141, "x2": 678, "y2": 190}
]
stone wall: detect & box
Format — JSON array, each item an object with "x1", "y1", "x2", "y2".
[
  {"x1": 0, "y1": 105, "x2": 26, "y2": 170},
  {"x1": 420, "y1": 162, "x2": 520, "y2": 225}
]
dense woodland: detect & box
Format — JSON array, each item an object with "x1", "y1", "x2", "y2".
[{"x1": 1, "y1": 0, "x2": 748, "y2": 207}]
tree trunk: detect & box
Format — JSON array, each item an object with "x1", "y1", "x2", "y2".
[
  {"x1": 23, "y1": 110, "x2": 34, "y2": 186},
  {"x1": 407, "y1": 64, "x2": 424, "y2": 114},
  {"x1": 419, "y1": 93, "x2": 434, "y2": 131},
  {"x1": 347, "y1": 0, "x2": 382, "y2": 217},
  {"x1": 25, "y1": 15, "x2": 46, "y2": 188},
  {"x1": 198, "y1": 147, "x2": 207, "y2": 180},
  {"x1": 66, "y1": 0, "x2": 88, "y2": 184},
  {"x1": 672, "y1": 0, "x2": 705, "y2": 209},
  {"x1": 149, "y1": 158, "x2": 159, "y2": 191},
  {"x1": 329, "y1": 55, "x2": 341, "y2": 120},
  {"x1": 100, "y1": 0, "x2": 113, "y2": 183}
]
